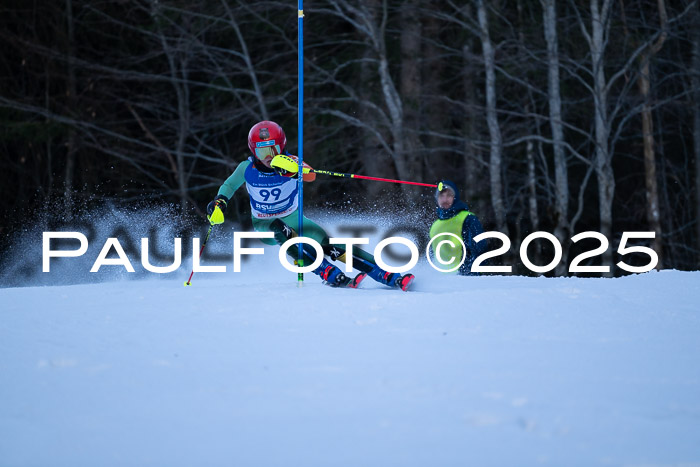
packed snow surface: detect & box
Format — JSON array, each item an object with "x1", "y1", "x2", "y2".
[
  {"x1": 1, "y1": 212, "x2": 699, "y2": 466},
  {"x1": 2, "y1": 259, "x2": 700, "y2": 465}
]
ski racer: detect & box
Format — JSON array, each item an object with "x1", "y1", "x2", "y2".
[
  {"x1": 429, "y1": 180, "x2": 488, "y2": 275},
  {"x1": 206, "y1": 120, "x2": 414, "y2": 290}
]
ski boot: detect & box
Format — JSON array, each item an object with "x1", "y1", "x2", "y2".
[
  {"x1": 316, "y1": 259, "x2": 367, "y2": 288},
  {"x1": 394, "y1": 273, "x2": 414, "y2": 291},
  {"x1": 367, "y1": 266, "x2": 415, "y2": 291}
]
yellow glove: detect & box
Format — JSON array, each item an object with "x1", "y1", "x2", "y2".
[
  {"x1": 206, "y1": 195, "x2": 228, "y2": 225},
  {"x1": 271, "y1": 155, "x2": 299, "y2": 175},
  {"x1": 271, "y1": 155, "x2": 312, "y2": 175}
]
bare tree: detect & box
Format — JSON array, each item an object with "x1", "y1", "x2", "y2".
[
  {"x1": 570, "y1": 0, "x2": 695, "y2": 272},
  {"x1": 581, "y1": 0, "x2": 616, "y2": 273},
  {"x1": 400, "y1": 0, "x2": 424, "y2": 182},
  {"x1": 311, "y1": 0, "x2": 419, "y2": 196},
  {"x1": 621, "y1": 0, "x2": 668, "y2": 268},
  {"x1": 477, "y1": 0, "x2": 508, "y2": 235},
  {"x1": 64, "y1": 0, "x2": 78, "y2": 217},
  {"x1": 462, "y1": 42, "x2": 485, "y2": 209},
  {"x1": 694, "y1": 19, "x2": 700, "y2": 267},
  {"x1": 419, "y1": 3, "x2": 490, "y2": 214},
  {"x1": 422, "y1": 3, "x2": 452, "y2": 184},
  {"x1": 2, "y1": 0, "x2": 699, "y2": 273},
  {"x1": 541, "y1": 0, "x2": 570, "y2": 274}
]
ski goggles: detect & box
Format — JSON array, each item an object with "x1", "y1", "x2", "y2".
[{"x1": 254, "y1": 140, "x2": 281, "y2": 160}]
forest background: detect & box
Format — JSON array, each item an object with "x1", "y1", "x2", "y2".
[{"x1": 1, "y1": 0, "x2": 699, "y2": 276}]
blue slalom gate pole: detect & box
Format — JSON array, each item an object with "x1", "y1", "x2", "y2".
[{"x1": 297, "y1": 0, "x2": 304, "y2": 285}]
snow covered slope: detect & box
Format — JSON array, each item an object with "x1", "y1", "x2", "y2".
[{"x1": 2, "y1": 248, "x2": 700, "y2": 466}]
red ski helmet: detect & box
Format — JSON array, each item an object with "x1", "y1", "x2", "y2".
[{"x1": 248, "y1": 121, "x2": 286, "y2": 161}]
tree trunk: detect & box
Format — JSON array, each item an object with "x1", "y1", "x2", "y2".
[
  {"x1": 64, "y1": 0, "x2": 77, "y2": 218},
  {"x1": 462, "y1": 42, "x2": 483, "y2": 209},
  {"x1": 590, "y1": 0, "x2": 615, "y2": 275},
  {"x1": 633, "y1": 0, "x2": 667, "y2": 269},
  {"x1": 542, "y1": 0, "x2": 570, "y2": 275},
  {"x1": 45, "y1": 67, "x2": 54, "y2": 198},
  {"x1": 477, "y1": 0, "x2": 507, "y2": 235},
  {"x1": 372, "y1": 5, "x2": 411, "y2": 196},
  {"x1": 379, "y1": 52, "x2": 408, "y2": 180},
  {"x1": 175, "y1": 54, "x2": 190, "y2": 213},
  {"x1": 693, "y1": 23, "x2": 700, "y2": 268},
  {"x1": 424, "y1": 8, "x2": 448, "y2": 182},
  {"x1": 517, "y1": 0, "x2": 540, "y2": 238},
  {"x1": 359, "y1": 45, "x2": 383, "y2": 199},
  {"x1": 638, "y1": 58, "x2": 663, "y2": 269},
  {"x1": 526, "y1": 139, "x2": 539, "y2": 233},
  {"x1": 400, "y1": 0, "x2": 423, "y2": 184},
  {"x1": 153, "y1": 0, "x2": 190, "y2": 212}
]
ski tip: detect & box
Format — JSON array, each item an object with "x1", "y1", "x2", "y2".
[
  {"x1": 396, "y1": 274, "x2": 415, "y2": 291},
  {"x1": 347, "y1": 272, "x2": 367, "y2": 289}
]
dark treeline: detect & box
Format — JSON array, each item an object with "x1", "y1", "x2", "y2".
[{"x1": 1, "y1": 0, "x2": 699, "y2": 274}]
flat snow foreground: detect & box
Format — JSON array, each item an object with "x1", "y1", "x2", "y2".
[{"x1": 1, "y1": 268, "x2": 699, "y2": 466}]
